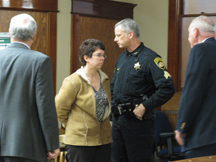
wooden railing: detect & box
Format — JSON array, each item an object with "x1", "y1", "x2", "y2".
[
  {"x1": 173, "y1": 155, "x2": 216, "y2": 162},
  {"x1": 161, "y1": 91, "x2": 182, "y2": 131}
]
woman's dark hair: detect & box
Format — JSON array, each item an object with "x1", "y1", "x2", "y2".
[{"x1": 79, "y1": 39, "x2": 105, "y2": 66}]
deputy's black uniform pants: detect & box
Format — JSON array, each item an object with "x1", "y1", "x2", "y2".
[{"x1": 111, "y1": 115, "x2": 154, "y2": 162}]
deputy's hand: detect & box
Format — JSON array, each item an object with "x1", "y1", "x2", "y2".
[
  {"x1": 175, "y1": 130, "x2": 185, "y2": 145},
  {"x1": 133, "y1": 103, "x2": 146, "y2": 120},
  {"x1": 47, "y1": 148, "x2": 60, "y2": 159}
]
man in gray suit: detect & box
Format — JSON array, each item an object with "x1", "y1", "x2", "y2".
[{"x1": 0, "y1": 13, "x2": 60, "y2": 162}]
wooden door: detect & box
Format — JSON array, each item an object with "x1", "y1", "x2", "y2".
[{"x1": 70, "y1": 0, "x2": 136, "y2": 81}]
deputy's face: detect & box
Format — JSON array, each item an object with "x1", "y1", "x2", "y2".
[{"x1": 114, "y1": 25, "x2": 130, "y2": 48}]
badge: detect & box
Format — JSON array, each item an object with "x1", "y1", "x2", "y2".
[
  {"x1": 164, "y1": 71, "x2": 171, "y2": 79},
  {"x1": 134, "y1": 62, "x2": 141, "y2": 70},
  {"x1": 154, "y1": 57, "x2": 165, "y2": 70}
]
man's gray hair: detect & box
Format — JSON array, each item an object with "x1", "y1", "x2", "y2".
[
  {"x1": 115, "y1": 18, "x2": 140, "y2": 38},
  {"x1": 9, "y1": 13, "x2": 37, "y2": 41},
  {"x1": 190, "y1": 15, "x2": 215, "y2": 33}
]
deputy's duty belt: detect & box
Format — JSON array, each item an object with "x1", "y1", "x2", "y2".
[
  {"x1": 111, "y1": 103, "x2": 136, "y2": 118},
  {"x1": 111, "y1": 102, "x2": 154, "y2": 120},
  {"x1": 116, "y1": 103, "x2": 134, "y2": 115}
]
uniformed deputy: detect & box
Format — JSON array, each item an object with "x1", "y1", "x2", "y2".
[{"x1": 110, "y1": 18, "x2": 175, "y2": 162}]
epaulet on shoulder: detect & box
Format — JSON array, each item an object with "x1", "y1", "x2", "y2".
[
  {"x1": 142, "y1": 47, "x2": 152, "y2": 56},
  {"x1": 142, "y1": 48, "x2": 158, "y2": 59}
]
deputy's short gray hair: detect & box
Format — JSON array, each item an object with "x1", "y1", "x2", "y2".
[
  {"x1": 9, "y1": 13, "x2": 37, "y2": 41},
  {"x1": 115, "y1": 18, "x2": 140, "y2": 38}
]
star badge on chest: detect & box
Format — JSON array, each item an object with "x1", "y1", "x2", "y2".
[{"x1": 134, "y1": 62, "x2": 141, "y2": 70}]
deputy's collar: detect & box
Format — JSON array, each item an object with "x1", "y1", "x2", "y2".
[{"x1": 125, "y1": 42, "x2": 144, "y2": 56}]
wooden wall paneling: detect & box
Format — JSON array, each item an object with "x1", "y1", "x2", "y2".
[
  {"x1": 161, "y1": 91, "x2": 182, "y2": 130},
  {"x1": 0, "y1": 10, "x2": 57, "y2": 92},
  {"x1": 72, "y1": 16, "x2": 124, "y2": 80},
  {"x1": 173, "y1": 155, "x2": 216, "y2": 162},
  {"x1": 31, "y1": 12, "x2": 49, "y2": 54},
  {"x1": 0, "y1": 11, "x2": 48, "y2": 55},
  {"x1": 162, "y1": 91, "x2": 182, "y2": 111},
  {"x1": 29, "y1": 12, "x2": 57, "y2": 93},
  {"x1": 71, "y1": 14, "x2": 80, "y2": 74},
  {"x1": 0, "y1": 0, "x2": 58, "y2": 92},
  {"x1": 71, "y1": 0, "x2": 136, "y2": 81},
  {"x1": 167, "y1": 0, "x2": 179, "y2": 91},
  {"x1": 71, "y1": 15, "x2": 125, "y2": 80},
  {"x1": 72, "y1": 0, "x2": 136, "y2": 19},
  {"x1": 0, "y1": 0, "x2": 58, "y2": 12},
  {"x1": 28, "y1": 11, "x2": 57, "y2": 92},
  {"x1": 167, "y1": 0, "x2": 184, "y2": 130},
  {"x1": 47, "y1": 12, "x2": 57, "y2": 93},
  {"x1": 168, "y1": 0, "x2": 184, "y2": 92},
  {"x1": 0, "y1": 10, "x2": 11, "y2": 31}
]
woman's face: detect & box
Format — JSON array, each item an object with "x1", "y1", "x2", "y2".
[{"x1": 86, "y1": 48, "x2": 106, "y2": 70}]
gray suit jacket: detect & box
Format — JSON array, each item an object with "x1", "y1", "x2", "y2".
[{"x1": 0, "y1": 42, "x2": 59, "y2": 161}]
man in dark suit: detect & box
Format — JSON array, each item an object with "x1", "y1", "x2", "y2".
[
  {"x1": 0, "y1": 13, "x2": 60, "y2": 161},
  {"x1": 175, "y1": 15, "x2": 216, "y2": 159}
]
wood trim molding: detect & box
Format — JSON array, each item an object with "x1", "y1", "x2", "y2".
[
  {"x1": 0, "y1": 0, "x2": 58, "y2": 12},
  {"x1": 167, "y1": 0, "x2": 183, "y2": 91},
  {"x1": 167, "y1": 0, "x2": 178, "y2": 91},
  {"x1": 70, "y1": 14, "x2": 80, "y2": 74},
  {"x1": 48, "y1": 12, "x2": 57, "y2": 93},
  {"x1": 71, "y1": 0, "x2": 136, "y2": 19}
]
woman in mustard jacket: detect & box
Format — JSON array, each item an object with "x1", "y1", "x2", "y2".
[{"x1": 55, "y1": 39, "x2": 112, "y2": 162}]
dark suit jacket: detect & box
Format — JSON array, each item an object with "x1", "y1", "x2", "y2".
[
  {"x1": 0, "y1": 42, "x2": 59, "y2": 161},
  {"x1": 177, "y1": 37, "x2": 216, "y2": 152}
]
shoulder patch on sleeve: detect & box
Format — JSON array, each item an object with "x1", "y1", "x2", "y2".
[{"x1": 154, "y1": 57, "x2": 165, "y2": 70}]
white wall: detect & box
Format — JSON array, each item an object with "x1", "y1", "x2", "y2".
[
  {"x1": 56, "y1": 0, "x2": 71, "y2": 92},
  {"x1": 56, "y1": 0, "x2": 169, "y2": 91},
  {"x1": 113, "y1": 0, "x2": 169, "y2": 66}
]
